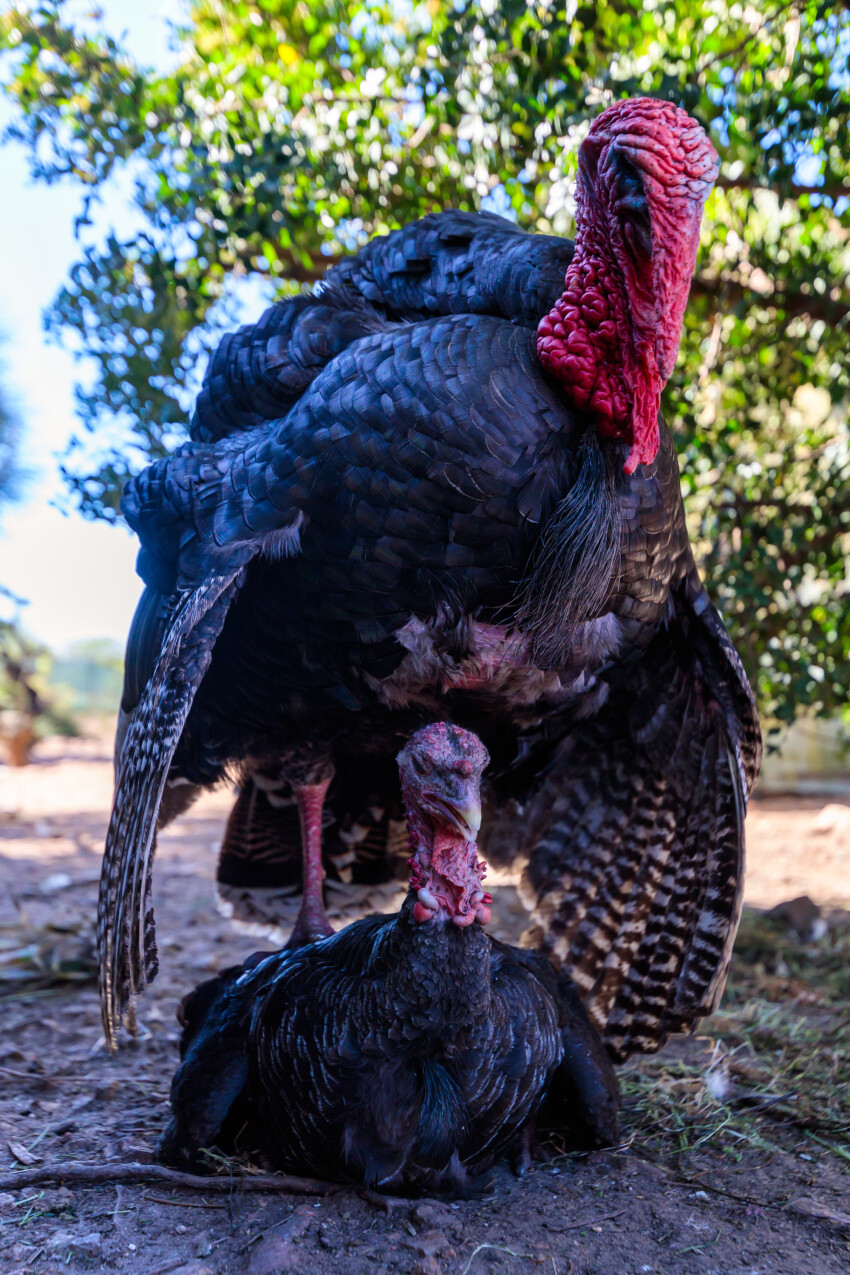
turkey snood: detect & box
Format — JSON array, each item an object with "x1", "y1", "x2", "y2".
[{"x1": 536, "y1": 97, "x2": 719, "y2": 473}]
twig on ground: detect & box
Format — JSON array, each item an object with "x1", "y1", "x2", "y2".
[
  {"x1": 144, "y1": 1194, "x2": 230, "y2": 1209},
  {"x1": 0, "y1": 1066, "x2": 52, "y2": 1084},
  {"x1": 673, "y1": 1172, "x2": 782, "y2": 1211},
  {"x1": 150, "y1": 1260, "x2": 200, "y2": 1275},
  {"x1": 675, "y1": 1229, "x2": 721, "y2": 1255},
  {"x1": 358, "y1": 1188, "x2": 410, "y2": 1211},
  {"x1": 0, "y1": 1161, "x2": 341, "y2": 1195},
  {"x1": 26, "y1": 1116, "x2": 81, "y2": 1152},
  {"x1": 805, "y1": 1131, "x2": 850, "y2": 1163},
  {"x1": 462, "y1": 1245, "x2": 534, "y2": 1274},
  {"x1": 559, "y1": 1209, "x2": 626, "y2": 1230}
]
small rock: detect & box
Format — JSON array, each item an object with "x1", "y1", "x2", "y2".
[
  {"x1": 43, "y1": 1187, "x2": 75, "y2": 1214},
  {"x1": 48, "y1": 1230, "x2": 102, "y2": 1258},
  {"x1": 248, "y1": 1206, "x2": 314, "y2": 1275},
  {"x1": 812, "y1": 803, "x2": 850, "y2": 837},
  {"x1": 72, "y1": 1233, "x2": 103, "y2": 1259},
  {"x1": 319, "y1": 1219, "x2": 344, "y2": 1250},
  {"x1": 403, "y1": 1229, "x2": 453, "y2": 1258},
  {"x1": 9, "y1": 1241, "x2": 37, "y2": 1262},
  {"x1": 120, "y1": 1140, "x2": 155, "y2": 1162},
  {"x1": 410, "y1": 1202, "x2": 455, "y2": 1228},
  {"x1": 789, "y1": 1197, "x2": 850, "y2": 1229},
  {"x1": 249, "y1": 1237, "x2": 299, "y2": 1275},
  {"x1": 413, "y1": 1259, "x2": 443, "y2": 1275},
  {"x1": 767, "y1": 895, "x2": 825, "y2": 940},
  {"x1": 41, "y1": 872, "x2": 73, "y2": 893},
  {"x1": 7, "y1": 1141, "x2": 39, "y2": 1166},
  {"x1": 194, "y1": 1230, "x2": 214, "y2": 1257}
]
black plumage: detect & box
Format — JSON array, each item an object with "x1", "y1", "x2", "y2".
[
  {"x1": 102, "y1": 104, "x2": 761, "y2": 1062},
  {"x1": 158, "y1": 726, "x2": 618, "y2": 1189},
  {"x1": 160, "y1": 912, "x2": 617, "y2": 1188}
]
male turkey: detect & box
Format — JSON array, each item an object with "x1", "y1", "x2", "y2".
[
  {"x1": 158, "y1": 724, "x2": 618, "y2": 1189},
  {"x1": 101, "y1": 96, "x2": 761, "y2": 1060}
]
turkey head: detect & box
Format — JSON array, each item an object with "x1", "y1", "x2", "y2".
[
  {"x1": 397, "y1": 723, "x2": 493, "y2": 928},
  {"x1": 536, "y1": 96, "x2": 719, "y2": 473}
]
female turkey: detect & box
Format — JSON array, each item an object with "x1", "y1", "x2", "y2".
[
  {"x1": 102, "y1": 96, "x2": 761, "y2": 1062},
  {"x1": 158, "y1": 724, "x2": 618, "y2": 1189}
]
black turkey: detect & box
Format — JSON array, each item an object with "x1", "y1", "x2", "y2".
[
  {"x1": 158, "y1": 724, "x2": 618, "y2": 1189},
  {"x1": 101, "y1": 96, "x2": 761, "y2": 1060}
]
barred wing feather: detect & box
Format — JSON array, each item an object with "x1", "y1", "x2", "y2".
[
  {"x1": 521, "y1": 578, "x2": 760, "y2": 1060},
  {"x1": 97, "y1": 573, "x2": 243, "y2": 1050}
]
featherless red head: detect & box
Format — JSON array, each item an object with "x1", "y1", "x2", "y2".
[
  {"x1": 537, "y1": 96, "x2": 719, "y2": 473},
  {"x1": 397, "y1": 724, "x2": 492, "y2": 927}
]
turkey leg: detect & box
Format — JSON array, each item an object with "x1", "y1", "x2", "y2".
[{"x1": 287, "y1": 777, "x2": 334, "y2": 949}]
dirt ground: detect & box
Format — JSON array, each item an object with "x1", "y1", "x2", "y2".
[{"x1": 0, "y1": 735, "x2": 848, "y2": 1275}]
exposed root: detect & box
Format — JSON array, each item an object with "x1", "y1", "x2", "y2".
[{"x1": 0, "y1": 1160, "x2": 341, "y2": 1195}]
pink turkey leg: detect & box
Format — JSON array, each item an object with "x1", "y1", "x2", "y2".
[{"x1": 287, "y1": 777, "x2": 334, "y2": 949}]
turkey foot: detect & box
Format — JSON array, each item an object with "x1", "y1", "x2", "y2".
[{"x1": 287, "y1": 777, "x2": 334, "y2": 949}]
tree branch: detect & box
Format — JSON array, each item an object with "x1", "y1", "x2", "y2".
[
  {"x1": 716, "y1": 175, "x2": 850, "y2": 200},
  {"x1": 692, "y1": 274, "x2": 850, "y2": 327},
  {"x1": 0, "y1": 1161, "x2": 341, "y2": 1195}
]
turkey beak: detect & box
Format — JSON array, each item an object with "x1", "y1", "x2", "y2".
[{"x1": 423, "y1": 788, "x2": 482, "y2": 842}]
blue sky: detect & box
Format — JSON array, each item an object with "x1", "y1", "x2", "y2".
[{"x1": 0, "y1": 0, "x2": 185, "y2": 649}]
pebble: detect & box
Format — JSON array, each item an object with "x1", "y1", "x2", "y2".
[
  {"x1": 410, "y1": 1203, "x2": 454, "y2": 1228},
  {"x1": 413, "y1": 1259, "x2": 443, "y2": 1275},
  {"x1": 403, "y1": 1229, "x2": 454, "y2": 1258},
  {"x1": 47, "y1": 1230, "x2": 102, "y2": 1258},
  {"x1": 248, "y1": 1206, "x2": 314, "y2": 1275}
]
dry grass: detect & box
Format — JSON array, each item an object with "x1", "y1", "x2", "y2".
[
  {"x1": 0, "y1": 917, "x2": 96, "y2": 999},
  {"x1": 620, "y1": 908, "x2": 850, "y2": 1171}
]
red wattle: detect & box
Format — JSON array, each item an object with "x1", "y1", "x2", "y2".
[{"x1": 536, "y1": 264, "x2": 633, "y2": 436}]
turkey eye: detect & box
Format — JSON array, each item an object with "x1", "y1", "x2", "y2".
[
  {"x1": 612, "y1": 151, "x2": 649, "y2": 212},
  {"x1": 411, "y1": 755, "x2": 429, "y2": 776},
  {"x1": 610, "y1": 151, "x2": 652, "y2": 257},
  {"x1": 613, "y1": 152, "x2": 643, "y2": 198}
]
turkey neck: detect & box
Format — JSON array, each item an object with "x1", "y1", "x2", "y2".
[
  {"x1": 388, "y1": 893, "x2": 492, "y2": 1035},
  {"x1": 383, "y1": 804, "x2": 492, "y2": 1031}
]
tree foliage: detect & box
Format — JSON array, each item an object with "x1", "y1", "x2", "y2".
[{"x1": 1, "y1": 0, "x2": 848, "y2": 726}]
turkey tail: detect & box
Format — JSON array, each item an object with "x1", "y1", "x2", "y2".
[
  {"x1": 217, "y1": 754, "x2": 406, "y2": 890},
  {"x1": 217, "y1": 769, "x2": 303, "y2": 889},
  {"x1": 98, "y1": 572, "x2": 243, "y2": 1051},
  {"x1": 521, "y1": 578, "x2": 760, "y2": 1061}
]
